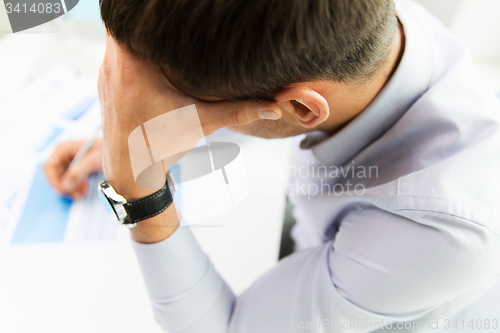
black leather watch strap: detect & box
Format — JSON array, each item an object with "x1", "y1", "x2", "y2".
[{"x1": 123, "y1": 183, "x2": 173, "y2": 224}]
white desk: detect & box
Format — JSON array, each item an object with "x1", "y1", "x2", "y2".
[{"x1": 0, "y1": 19, "x2": 292, "y2": 333}]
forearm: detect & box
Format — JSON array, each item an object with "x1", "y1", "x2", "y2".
[
  {"x1": 132, "y1": 224, "x2": 236, "y2": 332},
  {"x1": 97, "y1": 33, "x2": 282, "y2": 332}
]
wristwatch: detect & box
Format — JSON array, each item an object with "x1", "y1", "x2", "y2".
[{"x1": 98, "y1": 171, "x2": 175, "y2": 228}]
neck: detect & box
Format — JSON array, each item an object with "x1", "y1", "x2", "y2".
[{"x1": 320, "y1": 20, "x2": 406, "y2": 134}]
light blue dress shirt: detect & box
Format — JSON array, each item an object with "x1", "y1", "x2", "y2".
[{"x1": 132, "y1": 1, "x2": 500, "y2": 331}]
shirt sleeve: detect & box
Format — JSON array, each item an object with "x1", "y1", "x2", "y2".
[
  {"x1": 132, "y1": 207, "x2": 498, "y2": 333},
  {"x1": 132, "y1": 226, "x2": 235, "y2": 332}
]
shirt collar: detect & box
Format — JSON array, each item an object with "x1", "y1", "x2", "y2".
[{"x1": 305, "y1": 4, "x2": 433, "y2": 166}]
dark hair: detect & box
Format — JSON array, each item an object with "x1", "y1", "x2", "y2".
[{"x1": 100, "y1": 0, "x2": 397, "y2": 101}]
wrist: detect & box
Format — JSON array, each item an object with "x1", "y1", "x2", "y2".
[
  {"x1": 102, "y1": 138, "x2": 161, "y2": 201},
  {"x1": 130, "y1": 204, "x2": 180, "y2": 243},
  {"x1": 107, "y1": 176, "x2": 158, "y2": 201},
  {"x1": 100, "y1": 161, "x2": 177, "y2": 242}
]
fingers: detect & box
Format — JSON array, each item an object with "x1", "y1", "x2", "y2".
[
  {"x1": 103, "y1": 32, "x2": 117, "y2": 68},
  {"x1": 199, "y1": 99, "x2": 282, "y2": 136},
  {"x1": 63, "y1": 181, "x2": 89, "y2": 201},
  {"x1": 44, "y1": 140, "x2": 103, "y2": 199},
  {"x1": 44, "y1": 141, "x2": 85, "y2": 193},
  {"x1": 104, "y1": 33, "x2": 161, "y2": 85},
  {"x1": 61, "y1": 147, "x2": 103, "y2": 194}
]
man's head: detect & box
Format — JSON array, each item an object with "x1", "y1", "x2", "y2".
[{"x1": 100, "y1": 0, "x2": 400, "y2": 138}]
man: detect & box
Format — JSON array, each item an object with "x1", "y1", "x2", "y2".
[{"x1": 44, "y1": 0, "x2": 500, "y2": 331}]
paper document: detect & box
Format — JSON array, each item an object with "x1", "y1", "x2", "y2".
[{"x1": 0, "y1": 65, "x2": 129, "y2": 247}]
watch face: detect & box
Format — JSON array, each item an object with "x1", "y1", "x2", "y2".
[
  {"x1": 167, "y1": 170, "x2": 177, "y2": 194},
  {"x1": 98, "y1": 181, "x2": 135, "y2": 227}
]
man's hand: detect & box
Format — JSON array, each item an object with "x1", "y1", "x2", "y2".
[
  {"x1": 44, "y1": 139, "x2": 103, "y2": 200},
  {"x1": 98, "y1": 34, "x2": 282, "y2": 243}
]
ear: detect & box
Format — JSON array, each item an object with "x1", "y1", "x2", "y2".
[{"x1": 275, "y1": 86, "x2": 330, "y2": 128}]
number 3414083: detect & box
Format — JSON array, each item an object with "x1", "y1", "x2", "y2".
[
  {"x1": 444, "y1": 319, "x2": 498, "y2": 330},
  {"x1": 5, "y1": 3, "x2": 62, "y2": 14}
]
